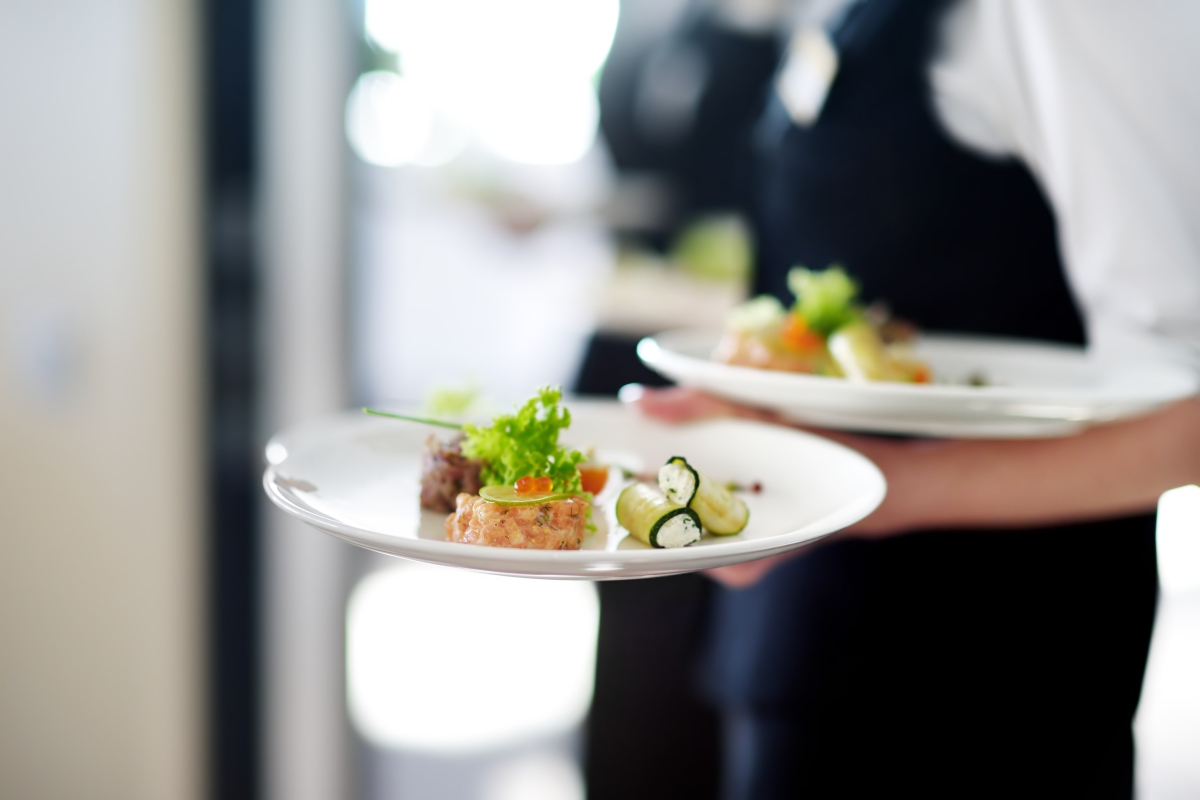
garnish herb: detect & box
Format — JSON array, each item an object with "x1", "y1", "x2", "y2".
[
  {"x1": 363, "y1": 408, "x2": 463, "y2": 429},
  {"x1": 787, "y1": 265, "x2": 862, "y2": 335},
  {"x1": 424, "y1": 383, "x2": 482, "y2": 418},
  {"x1": 460, "y1": 386, "x2": 585, "y2": 494}
]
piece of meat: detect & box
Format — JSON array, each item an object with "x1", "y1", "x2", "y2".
[
  {"x1": 420, "y1": 435, "x2": 484, "y2": 513},
  {"x1": 445, "y1": 493, "x2": 589, "y2": 550}
]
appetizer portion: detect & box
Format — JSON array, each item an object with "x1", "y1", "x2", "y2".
[
  {"x1": 714, "y1": 266, "x2": 931, "y2": 383},
  {"x1": 376, "y1": 392, "x2": 759, "y2": 552},
  {"x1": 445, "y1": 492, "x2": 589, "y2": 550},
  {"x1": 446, "y1": 387, "x2": 592, "y2": 551},
  {"x1": 616, "y1": 483, "x2": 702, "y2": 549},
  {"x1": 658, "y1": 456, "x2": 749, "y2": 535},
  {"x1": 420, "y1": 434, "x2": 483, "y2": 513},
  {"x1": 615, "y1": 456, "x2": 753, "y2": 548}
]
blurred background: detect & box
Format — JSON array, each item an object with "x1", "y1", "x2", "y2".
[{"x1": 1, "y1": 1, "x2": 1198, "y2": 799}]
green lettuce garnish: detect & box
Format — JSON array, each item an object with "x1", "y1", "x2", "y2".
[
  {"x1": 460, "y1": 386, "x2": 584, "y2": 494},
  {"x1": 787, "y1": 265, "x2": 861, "y2": 335},
  {"x1": 424, "y1": 383, "x2": 481, "y2": 418}
]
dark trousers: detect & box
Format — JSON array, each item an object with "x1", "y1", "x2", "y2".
[{"x1": 705, "y1": 517, "x2": 1158, "y2": 799}]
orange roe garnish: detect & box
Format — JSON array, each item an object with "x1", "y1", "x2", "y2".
[
  {"x1": 911, "y1": 365, "x2": 932, "y2": 383},
  {"x1": 578, "y1": 465, "x2": 608, "y2": 495},
  {"x1": 781, "y1": 313, "x2": 824, "y2": 352},
  {"x1": 515, "y1": 475, "x2": 554, "y2": 495}
]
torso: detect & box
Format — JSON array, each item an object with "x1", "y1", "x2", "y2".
[{"x1": 704, "y1": 2, "x2": 1158, "y2": 795}]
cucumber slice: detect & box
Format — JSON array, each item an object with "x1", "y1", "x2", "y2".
[
  {"x1": 658, "y1": 456, "x2": 750, "y2": 535},
  {"x1": 828, "y1": 321, "x2": 927, "y2": 383},
  {"x1": 478, "y1": 485, "x2": 574, "y2": 506},
  {"x1": 616, "y1": 483, "x2": 702, "y2": 548}
]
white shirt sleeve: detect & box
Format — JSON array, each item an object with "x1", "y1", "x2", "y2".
[{"x1": 930, "y1": 0, "x2": 1200, "y2": 373}]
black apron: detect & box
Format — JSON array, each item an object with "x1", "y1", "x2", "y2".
[{"x1": 701, "y1": 2, "x2": 1159, "y2": 797}]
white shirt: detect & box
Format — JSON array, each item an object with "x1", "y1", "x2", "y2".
[{"x1": 721, "y1": 0, "x2": 1200, "y2": 373}]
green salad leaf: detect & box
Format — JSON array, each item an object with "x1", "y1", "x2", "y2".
[
  {"x1": 424, "y1": 383, "x2": 482, "y2": 418},
  {"x1": 787, "y1": 265, "x2": 861, "y2": 335},
  {"x1": 460, "y1": 386, "x2": 584, "y2": 494}
]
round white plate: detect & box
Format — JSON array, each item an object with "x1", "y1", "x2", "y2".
[
  {"x1": 638, "y1": 329, "x2": 1198, "y2": 438},
  {"x1": 262, "y1": 400, "x2": 885, "y2": 579}
]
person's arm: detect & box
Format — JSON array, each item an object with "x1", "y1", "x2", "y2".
[
  {"x1": 888, "y1": 0, "x2": 1200, "y2": 528},
  {"x1": 659, "y1": 1, "x2": 1200, "y2": 587},
  {"x1": 633, "y1": 387, "x2": 1200, "y2": 586}
]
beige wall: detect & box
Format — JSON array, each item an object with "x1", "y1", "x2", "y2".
[{"x1": 0, "y1": 1, "x2": 203, "y2": 798}]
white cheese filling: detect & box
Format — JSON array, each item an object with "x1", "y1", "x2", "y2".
[
  {"x1": 658, "y1": 462, "x2": 696, "y2": 506},
  {"x1": 656, "y1": 513, "x2": 701, "y2": 548}
]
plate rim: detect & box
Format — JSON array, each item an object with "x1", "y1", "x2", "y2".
[{"x1": 639, "y1": 328, "x2": 1198, "y2": 409}]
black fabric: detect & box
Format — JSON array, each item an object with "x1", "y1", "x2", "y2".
[
  {"x1": 704, "y1": 518, "x2": 1157, "y2": 798},
  {"x1": 585, "y1": 575, "x2": 721, "y2": 800},
  {"x1": 704, "y1": 1, "x2": 1159, "y2": 797},
  {"x1": 599, "y1": 15, "x2": 782, "y2": 226},
  {"x1": 752, "y1": 0, "x2": 1084, "y2": 345},
  {"x1": 574, "y1": 331, "x2": 673, "y2": 397}
]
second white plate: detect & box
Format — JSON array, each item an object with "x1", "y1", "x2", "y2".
[{"x1": 638, "y1": 329, "x2": 1198, "y2": 438}]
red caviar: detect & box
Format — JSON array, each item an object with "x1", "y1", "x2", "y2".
[{"x1": 515, "y1": 475, "x2": 554, "y2": 495}]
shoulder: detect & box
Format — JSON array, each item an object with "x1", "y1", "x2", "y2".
[{"x1": 929, "y1": 0, "x2": 1200, "y2": 161}]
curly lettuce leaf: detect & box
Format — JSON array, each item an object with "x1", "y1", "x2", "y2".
[
  {"x1": 460, "y1": 386, "x2": 584, "y2": 494},
  {"x1": 787, "y1": 265, "x2": 861, "y2": 335}
]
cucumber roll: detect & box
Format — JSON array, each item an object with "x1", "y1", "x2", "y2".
[
  {"x1": 616, "y1": 483, "x2": 702, "y2": 548},
  {"x1": 658, "y1": 456, "x2": 750, "y2": 535}
]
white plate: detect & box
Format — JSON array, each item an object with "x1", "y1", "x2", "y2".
[
  {"x1": 262, "y1": 400, "x2": 885, "y2": 579},
  {"x1": 638, "y1": 329, "x2": 1198, "y2": 438}
]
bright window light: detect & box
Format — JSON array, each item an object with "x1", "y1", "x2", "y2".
[
  {"x1": 360, "y1": 0, "x2": 619, "y2": 165},
  {"x1": 366, "y1": 0, "x2": 618, "y2": 78},
  {"x1": 476, "y1": 77, "x2": 599, "y2": 166},
  {"x1": 346, "y1": 564, "x2": 600, "y2": 753},
  {"x1": 1158, "y1": 485, "x2": 1200, "y2": 596},
  {"x1": 345, "y1": 71, "x2": 434, "y2": 168}
]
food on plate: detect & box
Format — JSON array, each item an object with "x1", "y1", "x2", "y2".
[
  {"x1": 616, "y1": 455, "x2": 752, "y2": 547},
  {"x1": 616, "y1": 483, "x2": 702, "y2": 549},
  {"x1": 448, "y1": 387, "x2": 592, "y2": 549},
  {"x1": 376, "y1": 389, "x2": 759, "y2": 551},
  {"x1": 658, "y1": 456, "x2": 750, "y2": 535},
  {"x1": 713, "y1": 266, "x2": 931, "y2": 383},
  {"x1": 419, "y1": 434, "x2": 484, "y2": 513},
  {"x1": 369, "y1": 387, "x2": 596, "y2": 550},
  {"x1": 445, "y1": 492, "x2": 589, "y2": 550},
  {"x1": 424, "y1": 382, "x2": 483, "y2": 417},
  {"x1": 827, "y1": 321, "x2": 930, "y2": 383},
  {"x1": 478, "y1": 483, "x2": 573, "y2": 505},
  {"x1": 457, "y1": 387, "x2": 586, "y2": 493},
  {"x1": 578, "y1": 463, "x2": 610, "y2": 495}
]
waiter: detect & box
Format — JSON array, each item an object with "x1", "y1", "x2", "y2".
[{"x1": 617, "y1": 0, "x2": 1200, "y2": 797}]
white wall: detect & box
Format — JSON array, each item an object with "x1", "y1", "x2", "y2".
[{"x1": 0, "y1": 1, "x2": 203, "y2": 798}]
